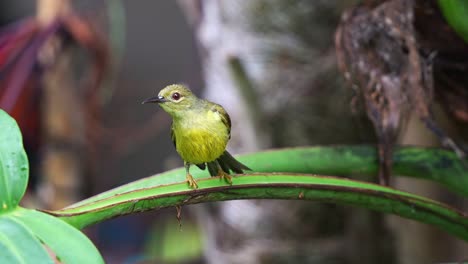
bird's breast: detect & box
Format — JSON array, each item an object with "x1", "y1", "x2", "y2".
[{"x1": 173, "y1": 114, "x2": 229, "y2": 164}]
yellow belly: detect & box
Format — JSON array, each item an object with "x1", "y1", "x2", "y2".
[
  {"x1": 172, "y1": 107, "x2": 230, "y2": 164},
  {"x1": 175, "y1": 128, "x2": 227, "y2": 164}
]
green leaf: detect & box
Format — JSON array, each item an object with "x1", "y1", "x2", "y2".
[
  {"x1": 0, "y1": 214, "x2": 51, "y2": 263},
  {"x1": 68, "y1": 146, "x2": 468, "y2": 207},
  {"x1": 438, "y1": 0, "x2": 468, "y2": 43},
  {"x1": 51, "y1": 173, "x2": 468, "y2": 242},
  {"x1": 0, "y1": 208, "x2": 104, "y2": 263},
  {"x1": 0, "y1": 110, "x2": 103, "y2": 263},
  {"x1": 12, "y1": 208, "x2": 104, "y2": 263},
  {"x1": 145, "y1": 221, "x2": 203, "y2": 262},
  {"x1": 0, "y1": 109, "x2": 29, "y2": 212}
]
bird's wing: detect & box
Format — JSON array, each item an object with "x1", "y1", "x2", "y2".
[{"x1": 211, "y1": 103, "x2": 231, "y2": 139}]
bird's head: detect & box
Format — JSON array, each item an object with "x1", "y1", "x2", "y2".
[{"x1": 142, "y1": 84, "x2": 198, "y2": 117}]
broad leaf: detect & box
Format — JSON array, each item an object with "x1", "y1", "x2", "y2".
[
  {"x1": 0, "y1": 110, "x2": 104, "y2": 263},
  {"x1": 0, "y1": 214, "x2": 51, "y2": 263},
  {"x1": 0, "y1": 109, "x2": 28, "y2": 212},
  {"x1": 10, "y1": 208, "x2": 103, "y2": 263}
]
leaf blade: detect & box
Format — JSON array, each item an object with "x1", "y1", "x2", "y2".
[
  {"x1": 69, "y1": 146, "x2": 468, "y2": 209},
  {"x1": 0, "y1": 109, "x2": 28, "y2": 212},
  {"x1": 0, "y1": 214, "x2": 51, "y2": 264},
  {"x1": 12, "y1": 208, "x2": 104, "y2": 264},
  {"x1": 438, "y1": 0, "x2": 468, "y2": 43},
  {"x1": 51, "y1": 174, "x2": 468, "y2": 242}
]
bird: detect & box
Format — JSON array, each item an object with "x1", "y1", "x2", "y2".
[{"x1": 142, "y1": 84, "x2": 251, "y2": 188}]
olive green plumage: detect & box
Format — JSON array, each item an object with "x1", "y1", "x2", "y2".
[{"x1": 142, "y1": 84, "x2": 250, "y2": 188}]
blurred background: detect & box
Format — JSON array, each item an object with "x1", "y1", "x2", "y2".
[{"x1": 0, "y1": 0, "x2": 467, "y2": 263}]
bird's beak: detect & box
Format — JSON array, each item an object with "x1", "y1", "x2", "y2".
[{"x1": 141, "y1": 95, "x2": 167, "y2": 104}]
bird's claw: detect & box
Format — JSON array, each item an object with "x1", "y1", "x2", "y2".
[
  {"x1": 218, "y1": 169, "x2": 233, "y2": 185},
  {"x1": 186, "y1": 173, "x2": 198, "y2": 189}
]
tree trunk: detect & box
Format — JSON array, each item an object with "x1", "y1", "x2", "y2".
[{"x1": 37, "y1": 0, "x2": 84, "y2": 210}]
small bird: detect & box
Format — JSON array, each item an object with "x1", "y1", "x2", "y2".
[{"x1": 142, "y1": 84, "x2": 251, "y2": 188}]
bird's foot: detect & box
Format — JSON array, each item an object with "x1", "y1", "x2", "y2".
[
  {"x1": 218, "y1": 169, "x2": 233, "y2": 185},
  {"x1": 186, "y1": 173, "x2": 198, "y2": 189}
]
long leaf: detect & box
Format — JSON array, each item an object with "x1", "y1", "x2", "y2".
[
  {"x1": 50, "y1": 173, "x2": 468, "y2": 242},
  {"x1": 438, "y1": 0, "x2": 468, "y2": 43},
  {"x1": 68, "y1": 146, "x2": 468, "y2": 209}
]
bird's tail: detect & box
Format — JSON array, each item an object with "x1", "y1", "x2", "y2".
[{"x1": 206, "y1": 151, "x2": 251, "y2": 176}]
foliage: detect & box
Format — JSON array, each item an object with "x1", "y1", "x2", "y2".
[
  {"x1": 51, "y1": 172, "x2": 468, "y2": 241},
  {"x1": 144, "y1": 221, "x2": 203, "y2": 262},
  {"x1": 439, "y1": 0, "x2": 468, "y2": 43},
  {"x1": 1, "y1": 108, "x2": 467, "y2": 262},
  {"x1": 0, "y1": 110, "x2": 104, "y2": 264}
]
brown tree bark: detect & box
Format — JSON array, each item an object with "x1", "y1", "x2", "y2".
[
  {"x1": 37, "y1": 0, "x2": 84, "y2": 210},
  {"x1": 335, "y1": 0, "x2": 468, "y2": 262}
]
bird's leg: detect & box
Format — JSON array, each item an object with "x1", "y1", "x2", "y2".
[
  {"x1": 217, "y1": 163, "x2": 232, "y2": 185},
  {"x1": 184, "y1": 162, "x2": 198, "y2": 189}
]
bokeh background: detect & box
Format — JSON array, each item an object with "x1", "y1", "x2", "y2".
[{"x1": 0, "y1": 1, "x2": 467, "y2": 263}]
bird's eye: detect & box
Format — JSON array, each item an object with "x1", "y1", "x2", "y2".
[{"x1": 171, "y1": 92, "x2": 181, "y2": 101}]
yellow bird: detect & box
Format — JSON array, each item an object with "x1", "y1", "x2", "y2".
[{"x1": 142, "y1": 84, "x2": 251, "y2": 188}]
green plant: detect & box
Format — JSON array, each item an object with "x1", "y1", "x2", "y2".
[
  {"x1": 0, "y1": 109, "x2": 467, "y2": 263},
  {"x1": 0, "y1": 110, "x2": 103, "y2": 263},
  {"x1": 439, "y1": 0, "x2": 468, "y2": 43}
]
